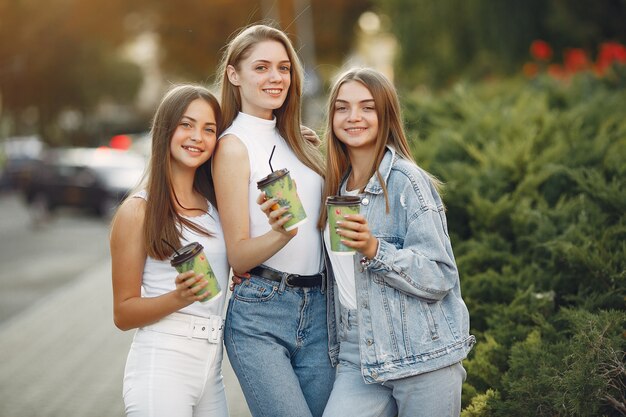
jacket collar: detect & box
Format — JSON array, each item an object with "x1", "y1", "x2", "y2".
[
  {"x1": 363, "y1": 146, "x2": 396, "y2": 195},
  {"x1": 339, "y1": 146, "x2": 396, "y2": 195}
]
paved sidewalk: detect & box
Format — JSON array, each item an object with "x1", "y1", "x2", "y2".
[{"x1": 0, "y1": 258, "x2": 251, "y2": 417}]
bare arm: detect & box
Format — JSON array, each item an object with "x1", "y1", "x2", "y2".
[
  {"x1": 110, "y1": 198, "x2": 208, "y2": 331},
  {"x1": 213, "y1": 134, "x2": 295, "y2": 273}
]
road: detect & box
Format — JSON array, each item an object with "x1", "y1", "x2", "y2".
[
  {"x1": 0, "y1": 192, "x2": 111, "y2": 322},
  {"x1": 0, "y1": 192, "x2": 251, "y2": 417}
]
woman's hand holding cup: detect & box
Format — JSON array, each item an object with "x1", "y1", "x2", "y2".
[
  {"x1": 175, "y1": 270, "x2": 209, "y2": 303},
  {"x1": 257, "y1": 192, "x2": 298, "y2": 237},
  {"x1": 335, "y1": 214, "x2": 378, "y2": 259}
]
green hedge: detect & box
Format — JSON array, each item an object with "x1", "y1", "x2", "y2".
[{"x1": 402, "y1": 73, "x2": 625, "y2": 416}]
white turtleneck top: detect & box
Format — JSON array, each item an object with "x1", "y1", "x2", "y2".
[{"x1": 220, "y1": 112, "x2": 323, "y2": 275}]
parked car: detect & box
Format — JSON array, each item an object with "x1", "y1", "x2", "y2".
[
  {"x1": 22, "y1": 147, "x2": 146, "y2": 218},
  {"x1": 0, "y1": 135, "x2": 45, "y2": 190},
  {"x1": 128, "y1": 131, "x2": 152, "y2": 158}
]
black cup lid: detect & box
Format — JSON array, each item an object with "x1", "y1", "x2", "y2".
[
  {"x1": 170, "y1": 242, "x2": 203, "y2": 266},
  {"x1": 257, "y1": 168, "x2": 289, "y2": 188},
  {"x1": 326, "y1": 195, "x2": 361, "y2": 205}
]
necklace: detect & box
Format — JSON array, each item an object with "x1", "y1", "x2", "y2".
[{"x1": 173, "y1": 191, "x2": 209, "y2": 215}]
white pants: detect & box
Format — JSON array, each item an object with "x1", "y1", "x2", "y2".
[{"x1": 123, "y1": 313, "x2": 228, "y2": 417}]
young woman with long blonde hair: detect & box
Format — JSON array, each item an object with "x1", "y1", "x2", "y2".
[
  {"x1": 319, "y1": 68, "x2": 475, "y2": 417},
  {"x1": 212, "y1": 24, "x2": 333, "y2": 417}
]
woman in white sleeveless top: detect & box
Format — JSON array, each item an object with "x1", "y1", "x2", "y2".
[
  {"x1": 213, "y1": 24, "x2": 334, "y2": 417},
  {"x1": 110, "y1": 85, "x2": 230, "y2": 417}
]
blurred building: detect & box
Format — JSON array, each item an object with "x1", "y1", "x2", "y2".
[
  {"x1": 342, "y1": 11, "x2": 397, "y2": 83},
  {"x1": 122, "y1": 31, "x2": 166, "y2": 115}
]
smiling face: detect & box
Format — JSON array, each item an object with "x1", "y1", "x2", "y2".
[
  {"x1": 170, "y1": 98, "x2": 218, "y2": 172},
  {"x1": 332, "y1": 80, "x2": 379, "y2": 153},
  {"x1": 226, "y1": 40, "x2": 291, "y2": 120}
]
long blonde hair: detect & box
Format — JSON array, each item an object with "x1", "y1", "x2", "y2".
[
  {"x1": 216, "y1": 23, "x2": 324, "y2": 176},
  {"x1": 141, "y1": 84, "x2": 221, "y2": 260},
  {"x1": 319, "y1": 68, "x2": 438, "y2": 227}
]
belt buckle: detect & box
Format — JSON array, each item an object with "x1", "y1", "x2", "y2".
[
  {"x1": 208, "y1": 317, "x2": 224, "y2": 344},
  {"x1": 285, "y1": 273, "x2": 300, "y2": 287}
]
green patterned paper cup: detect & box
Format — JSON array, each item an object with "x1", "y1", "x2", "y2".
[
  {"x1": 326, "y1": 195, "x2": 361, "y2": 255},
  {"x1": 170, "y1": 242, "x2": 221, "y2": 302},
  {"x1": 257, "y1": 168, "x2": 308, "y2": 231}
]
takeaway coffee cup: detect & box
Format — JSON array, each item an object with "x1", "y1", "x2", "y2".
[
  {"x1": 257, "y1": 168, "x2": 308, "y2": 231},
  {"x1": 326, "y1": 195, "x2": 362, "y2": 254},
  {"x1": 170, "y1": 242, "x2": 221, "y2": 302}
]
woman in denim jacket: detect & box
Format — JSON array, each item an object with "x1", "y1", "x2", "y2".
[{"x1": 318, "y1": 68, "x2": 475, "y2": 417}]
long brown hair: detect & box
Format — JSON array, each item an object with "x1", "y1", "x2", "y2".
[
  {"x1": 142, "y1": 84, "x2": 222, "y2": 260},
  {"x1": 216, "y1": 23, "x2": 324, "y2": 177},
  {"x1": 318, "y1": 68, "x2": 439, "y2": 228}
]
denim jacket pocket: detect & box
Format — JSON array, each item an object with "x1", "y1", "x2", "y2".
[
  {"x1": 437, "y1": 207, "x2": 450, "y2": 238},
  {"x1": 233, "y1": 276, "x2": 278, "y2": 303},
  {"x1": 419, "y1": 300, "x2": 440, "y2": 341}
]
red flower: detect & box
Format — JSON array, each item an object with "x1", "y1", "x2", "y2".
[
  {"x1": 530, "y1": 40, "x2": 553, "y2": 61},
  {"x1": 547, "y1": 64, "x2": 566, "y2": 79},
  {"x1": 523, "y1": 62, "x2": 539, "y2": 78},
  {"x1": 564, "y1": 48, "x2": 589, "y2": 73},
  {"x1": 335, "y1": 209, "x2": 342, "y2": 215},
  {"x1": 596, "y1": 42, "x2": 626, "y2": 74},
  {"x1": 615, "y1": 44, "x2": 626, "y2": 62}
]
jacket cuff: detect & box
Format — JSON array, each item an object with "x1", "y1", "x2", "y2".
[{"x1": 361, "y1": 238, "x2": 390, "y2": 271}]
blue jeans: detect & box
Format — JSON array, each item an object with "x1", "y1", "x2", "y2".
[
  {"x1": 323, "y1": 308, "x2": 466, "y2": 417},
  {"x1": 224, "y1": 274, "x2": 334, "y2": 417}
]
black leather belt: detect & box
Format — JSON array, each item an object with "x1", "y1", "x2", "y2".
[{"x1": 250, "y1": 265, "x2": 323, "y2": 288}]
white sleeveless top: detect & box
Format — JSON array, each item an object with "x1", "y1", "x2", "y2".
[
  {"x1": 220, "y1": 112, "x2": 323, "y2": 275},
  {"x1": 134, "y1": 191, "x2": 229, "y2": 318}
]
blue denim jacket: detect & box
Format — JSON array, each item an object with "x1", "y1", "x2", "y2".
[{"x1": 325, "y1": 147, "x2": 475, "y2": 383}]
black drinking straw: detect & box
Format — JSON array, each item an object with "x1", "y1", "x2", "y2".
[
  {"x1": 161, "y1": 239, "x2": 180, "y2": 256},
  {"x1": 269, "y1": 145, "x2": 276, "y2": 172}
]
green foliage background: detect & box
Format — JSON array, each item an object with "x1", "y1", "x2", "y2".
[
  {"x1": 374, "y1": 0, "x2": 626, "y2": 88},
  {"x1": 401, "y1": 72, "x2": 625, "y2": 415}
]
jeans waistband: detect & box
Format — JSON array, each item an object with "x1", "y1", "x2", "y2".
[{"x1": 142, "y1": 312, "x2": 224, "y2": 343}]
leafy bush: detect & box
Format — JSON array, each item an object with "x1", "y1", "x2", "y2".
[{"x1": 403, "y1": 74, "x2": 626, "y2": 416}]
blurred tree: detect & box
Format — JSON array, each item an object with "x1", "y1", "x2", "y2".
[
  {"x1": 141, "y1": 0, "x2": 371, "y2": 83},
  {"x1": 143, "y1": 0, "x2": 261, "y2": 82},
  {"x1": 545, "y1": 0, "x2": 626, "y2": 50},
  {"x1": 0, "y1": 0, "x2": 143, "y2": 144},
  {"x1": 310, "y1": 0, "x2": 373, "y2": 68},
  {"x1": 372, "y1": 0, "x2": 626, "y2": 88},
  {"x1": 1, "y1": 0, "x2": 372, "y2": 144},
  {"x1": 369, "y1": 0, "x2": 470, "y2": 87}
]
